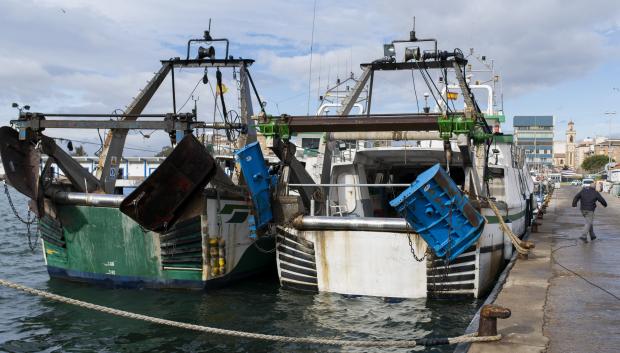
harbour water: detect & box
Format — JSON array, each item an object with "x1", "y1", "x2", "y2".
[{"x1": 0, "y1": 187, "x2": 480, "y2": 353}]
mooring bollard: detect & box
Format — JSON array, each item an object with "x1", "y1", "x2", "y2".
[
  {"x1": 478, "y1": 304, "x2": 511, "y2": 337},
  {"x1": 532, "y1": 221, "x2": 538, "y2": 233},
  {"x1": 518, "y1": 240, "x2": 535, "y2": 259}
]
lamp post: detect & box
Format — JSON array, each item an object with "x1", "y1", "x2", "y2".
[{"x1": 604, "y1": 111, "x2": 616, "y2": 164}]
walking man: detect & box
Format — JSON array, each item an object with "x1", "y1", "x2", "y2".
[{"x1": 572, "y1": 183, "x2": 607, "y2": 242}]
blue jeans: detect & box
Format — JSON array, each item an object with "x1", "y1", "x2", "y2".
[{"x1": 581, "y1": 210, "x2": 596, "y2": 240}]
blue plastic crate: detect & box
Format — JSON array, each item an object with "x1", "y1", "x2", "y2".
[
  {"x1": 235, "y1": 142, "x2": 274, "y2": 229},
  {"x1": 389, "y1": 164, "x2": 484, "y2": 261}
]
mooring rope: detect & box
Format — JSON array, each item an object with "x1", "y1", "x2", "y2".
[
  {"x1": 484, "y1": 198, "x2": 532, "y2": 255},
  {"x1": 0, "y1": 278, "x2": 501, "y2": 347}
]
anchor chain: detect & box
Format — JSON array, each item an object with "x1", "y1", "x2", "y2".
[
  {"x1": 3, "y1": 182, "x2": 39, "y2": 251},
  {"x1": 406, "y1": 227, "x2": 426, "y2": 262}
]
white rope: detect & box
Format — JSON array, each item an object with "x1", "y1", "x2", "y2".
[
  {"x1": 0, "y1": 278, "x2": 501, "y2": 347},
  {"x1": 485, "y1": 198, "x2": 531, "y2": 255}
]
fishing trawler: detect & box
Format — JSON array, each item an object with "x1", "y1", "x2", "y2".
[
  {"x1": 0, "y1": 31, "x2": 276, "y2": 289},
  {"x1": 260, "y1": 30, "x2": 536, "y2": 298}
]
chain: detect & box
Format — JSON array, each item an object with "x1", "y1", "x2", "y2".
[
  {"x1": 3, "y1": 182, "x2": 39, "y2": 251},
  {"x1": 406, "y1": 226, "x2": 426, "y2": 262},
  {"x1": 253, "y1": 239, "x2": 276, "y2": 254}
]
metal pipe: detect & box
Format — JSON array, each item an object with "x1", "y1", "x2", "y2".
[
  {"x1": 330, "y1": 131, "x2": 441, "y2": 140},
  {"x1": 285, "y1": 113, "x2": 441, "y2": 133},
  {"x1": 50, "y1": 191, "x2": 124, "y2": 207},
  {"x1": 317, "y1": 103, "x2": 365, "y2": 116},
  {"x1": 171, "y1": 65, "x2": 177, "y2": 115},
  {"x1": 12, "y1": 120, "x2": 241, "y2": 130},
  {"x1": 24, "y1": 113, "x2": 192, "y2": 118},
  {"x1": 367, "y1": 70, "x2": 374, "y2": 117},
  {"x1": 293, "y1": 216, "x2": 410, "y2": 233},
  {"x1": 243, "y1": 65, "x2": 266, "y2": 114},
  {"x1": 289, "y1": 183, "x2": 410, "y2": 188}
]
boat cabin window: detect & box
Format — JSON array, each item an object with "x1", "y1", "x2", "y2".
[
  {"x1": 301, "y1": 138, "x2": 320, "y2": 150},
  {"x1": 488, "y1": 166, "x2": 504, "y2": 178},
  {"x1": 366, "y1": 165, "x2": 466, "y2": 218}
]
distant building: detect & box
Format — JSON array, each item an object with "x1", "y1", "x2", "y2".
[
  {"x1": 553, "y1": 141, "x2": 566, "y2": 168},
  {"x1": 566, "y1": 121, "x2": 577, "y2": 169},
  {"x1": 592, "y1": 139, "x2": 620, "y2": 164},
  {"x1": 42, "y1": 156, "x2": 166, "y2": 189},
  {"x1": 575, "y1": 136, "x2": 611, "y2": 172},
  {"x1": 513, "y1": 115, "x2": 554, "y2": 170},
  {"x1": 553, "y1": 120, "x2": 577, "y2": 170}
]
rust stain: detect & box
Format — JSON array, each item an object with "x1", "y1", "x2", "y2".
[{"x1": 316, "y1": 232, "x2": 329, "y2": 288}]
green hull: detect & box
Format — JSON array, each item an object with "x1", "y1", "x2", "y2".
[{"x1": 40, "y1": 205, "x2": 274, "y2": 289}]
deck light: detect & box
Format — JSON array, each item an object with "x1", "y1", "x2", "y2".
[
  {"x1": 11, "y1": 102, "x2": 18, "y2": 108},
  {"x1": 383, "y1": 44, "x2": 396, "y2": 58}
]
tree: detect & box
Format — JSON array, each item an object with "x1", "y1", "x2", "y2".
[
  {"x1": 72, "y1": 145, "x2": 87, "y2": 157},
  {"x1": 155, "y1": 145, "x2": 173, "y2": 157},
  {"x1": 581, "y1": 155, "x2": 613, "y2": 173}
]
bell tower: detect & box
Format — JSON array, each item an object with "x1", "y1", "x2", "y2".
[{"x1": 566, "y1": 120, "x2": 576, "y2": 169}]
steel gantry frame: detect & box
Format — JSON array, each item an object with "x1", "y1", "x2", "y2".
[{"x1": 93, "y1": 58, "x2": 256, "y2": 193}]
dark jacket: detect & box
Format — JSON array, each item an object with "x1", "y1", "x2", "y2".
[{"x1": 572, "y1": 187, "x2": 607, "y2": 211}]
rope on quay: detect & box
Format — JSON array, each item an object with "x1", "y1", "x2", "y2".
[{"x1": 0, "y1": 278, "x2": 501, "y2": 348}]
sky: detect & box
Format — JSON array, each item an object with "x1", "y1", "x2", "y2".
[{"x1": 1, "y1": 0, "x2": 619, "y2": 155}]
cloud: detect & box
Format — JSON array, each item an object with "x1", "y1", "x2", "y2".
[{"x1": 1, "y1": 0, "x2": 619, "y2": 155}]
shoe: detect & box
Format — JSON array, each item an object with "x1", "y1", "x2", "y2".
[
  {"x1": 591, "y1": 235, "x2": 597, "y2": 240},
  {"x1": 579, "y1": 236, "x2": 589, "y2": 243}
]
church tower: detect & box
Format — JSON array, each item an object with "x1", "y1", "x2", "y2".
[{"x1": 566, "y1": 120, "x2": 576, "y2": 169}]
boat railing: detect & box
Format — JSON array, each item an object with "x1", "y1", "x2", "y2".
[
  {"x1": 288, "y1": 183, "x2": 411, "y2": 188},
  {"x1": 287, "y1": 183, "x2": 410, "y2": 217}
]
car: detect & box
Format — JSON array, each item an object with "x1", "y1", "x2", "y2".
[
  {"x1": 570, "y1": 180, "x2": 581, "y2": 186},
  {"x1": 582, "y1": 178, "x2": 594, "y2": 187}
]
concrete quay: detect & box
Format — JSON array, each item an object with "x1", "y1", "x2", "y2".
[{"x1": 468, "y1": 185, "x2": 620, "y2": 353}]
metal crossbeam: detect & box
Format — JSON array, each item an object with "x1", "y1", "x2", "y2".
[
  {"x1": 360, "y1": 58, "x2": 467, "y2": 71},
  {"x1": 284, "y1": 113, "x2": 441, "y2": 133},
  {"x1": 161, "y1": 58, "x2": 255, "y2": 68},
  {"x1": 11, "y1": 119, "x2": 239, "y2": 131}
]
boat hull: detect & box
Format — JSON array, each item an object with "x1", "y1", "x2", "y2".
[
  {"x1": 41, "y1": 203, "x2": 275, "y2": 290},
  {"x1": 276, "y1": 214, "x2": 524, "y2": 299}
]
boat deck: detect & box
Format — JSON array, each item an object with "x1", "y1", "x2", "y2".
[{"x1": 468, "y1": 185, "x2": 620, "y2": 353}]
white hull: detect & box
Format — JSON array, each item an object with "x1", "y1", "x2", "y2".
[
  {"x1": 276, "y1": 139, "x2": 532, "y2": 299},
  {"x1": 276, "y1": 216, "x2": 522, "y2": 298}
]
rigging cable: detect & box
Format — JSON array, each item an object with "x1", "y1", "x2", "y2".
[
  {"x1": 410, "y1": 69, "x2": 420, "y2": 113},
  {"x1": 178, "y1": 77, "x2": 203, "y2": 112},
  {"x1": 422, "y1": 66, "x2": 451, "y2": 113},
  {"x1": 413, "y1": 61, "x2": 442, "y2": 113},
  {"x1": 306, "y1": 0, "x2": 318, "y2": 115}
]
